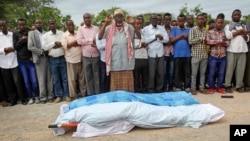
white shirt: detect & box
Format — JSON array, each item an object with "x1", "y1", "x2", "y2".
[
  {"x1": 134, "y1": 34, "x2": 148, "y2": 59},
  {"x1": 42, "y1": 30, "x2": 65, "y2": 57},
  {"x1": 0, "y1": 32, "x2": 18, "y2": 69},
  {"x1": 96, "y1": 34, "x2": 106, "y2": 62},
  {"x1": 142, "y1": 24, "x2": 169, "y2": 58},
  {"x1": 224, "y1": 24, "x2": 248, "y2": 53}
]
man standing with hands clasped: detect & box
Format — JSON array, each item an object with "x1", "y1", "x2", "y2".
[
  {"x1": 224, "y1": 9, "x2": 249, "y2": 93},
  {"x1": 0, "y1": 19, "x2": 27, "y2": 106},
  {"x1": 43, "y1": 19, "x2": 70, "y2": 103},
  {"x1": 189, "y1": 14, "x2": 209, "y2": 95},
  {"x1": 142, "y1": 13, "x2": 169, "y2": 93},
  {"x1": 28, "y1": 19, "x2": 53, "y2": 104},
  {"x1": 77, "y1": 13, "x2": 100, "y2": 95},
  {"x1": 62, "y1": 20, "x2": 87, "y2": 99}
]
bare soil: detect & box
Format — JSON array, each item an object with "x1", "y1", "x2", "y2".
[{"x1": 0, "y1": 91, "x2": 249, "y2": 141}]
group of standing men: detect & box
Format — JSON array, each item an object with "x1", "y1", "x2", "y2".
[
  {"x1": 0, "y1": 8, "x2": 250, "y2": 107},
  {"x1": 97, "y1": 8, "x2": 250, "y2": 95}
]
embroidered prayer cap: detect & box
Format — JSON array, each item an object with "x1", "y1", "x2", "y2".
[{"x1": 114, "y1": 9, "x2": 124, "y2": 16}]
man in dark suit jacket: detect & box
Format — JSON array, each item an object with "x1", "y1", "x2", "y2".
[{"x1": 28, "y1": 19, "x2": 53, "y2": 103}]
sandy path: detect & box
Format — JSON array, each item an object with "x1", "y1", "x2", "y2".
[{"x1": 0, "y1": 91, "x2": 249, "y2": 141}]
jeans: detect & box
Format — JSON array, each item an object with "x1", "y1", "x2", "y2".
[
  {"x1": 208, "y1": 56, "x2": 226, "y2": 89},
  {"x1": 163, "y1": 55, "x2": 174, "y2": 91},
  {"x1": 50, "y1": 56, "x2": 69, "y2": 98},
  {"x1": 18, "y1": 60, "x2": 39, "y2": 99}
]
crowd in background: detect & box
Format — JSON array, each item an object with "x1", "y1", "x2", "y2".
[{"x1": 0, "y1": 8, "x2": 249, "y2": 107}]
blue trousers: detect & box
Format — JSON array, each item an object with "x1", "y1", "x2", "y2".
[
  {"x1": 50, "y1": 56, "x2": 69, "y2": 98},
  {"x1": 163, "y1": 55, "x2": 174, "y2": 91},
  {"x1": 208, "y1": 56, "x2": 226, "y2": 89},
  {"x1": 18, "y1": 60, "x2": 39, "y2": 99}
]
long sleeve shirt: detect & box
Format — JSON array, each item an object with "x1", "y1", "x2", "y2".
[
  {"x1": 96, "y1": 33, "x2": 106, "y2": 62},
  {"x1": 0, "y1": 32, "x2": 18, "y2": 69},
  {"x1": 206, "y1": 29, "x2": 229, "y2": 58},
  {"x1": 77, "y1": 25, "x2": 100, "y2": 57},
  {"x1": 142, "y1": 24, "x2": 169, "y2": 58},
  {"x1": 224, "y1": 24, "x2": 248, "y2": 53},
  {"x1": 134, "y1": 33, "x2": 148, "y2": 59},
  {"x1": 42, "y1": 30, "x2": 65, "y2": 57},
  {"x1": 189, "y1": 26, "x2": 208, "y2": 58},
  {"x1": 61, "y1": 31, "x2": 82, "y2": 63},
  {"x1": 13, "y1": 29, "x2": 32, "y2": 60}
]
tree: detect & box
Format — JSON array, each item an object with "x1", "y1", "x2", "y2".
[
  {"x1": 1, "y1": 0, "x2": 70, "y2": 30},
  {"x1": 180, "y1": 3, "x2": 203, "y2": 17},
  {"x1": 93, "y1": 7, "x2": 129, "y2": 26},
  {"x1": 242, "y1": 14, "x2": 250, "y2": 23},
  {"x1": 179, "y1": 4, "x2": 215, "y2": 25},
  {"x1": 179, "y1": 3, "x2": 190, "y2": 16},
  {"x1": 190, "y1": 4, "x2": 203, "y2": 17}
]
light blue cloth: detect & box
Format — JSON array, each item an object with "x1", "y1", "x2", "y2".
[{"x1": 68, "y1": 90, "x2": 199, "y2": 112}]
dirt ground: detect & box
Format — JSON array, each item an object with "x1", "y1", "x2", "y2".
[{"x1": 0, "y1": 91, "x2": 249, "y2": 141}]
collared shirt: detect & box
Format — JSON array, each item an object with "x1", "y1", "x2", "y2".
[
  {"x1": 13, "y1": 29, "x2": 32, "y2": 60},
  {"x1": 206, "y1": 29, "x2": 229, "y2": 58},
  {"x1": 189, "y1": 26, "x2": 208, "y2": 58},
  {"x1": 0, "y1": 32, "x2": 18, "y2": 69},
  {"x1": 224, "y1": 24, "x2": 248, "y2": 53},
  {"x1": 142, "y1": 24, "x2": 169, "y2": 58},
  {"x1": 103, "y1": 24, "x2": 135, "y2": 71},
  {"x1": 96, "y1": 33, "x2": 106, "y2": 62},
  {"x1": 170, "y1": 26, "x2": 191, "y2": 58},
  {"x1": 61, "y1": 31, "x2": 82, "y2": 63},
  {"x1": 42, "y1": 30, "x2": 65, "y2": 57},
  {"x1": 77, "y1": 24, "x2": 100, "y2": 57},
  {"x1": 134, "y1": 33, "x2": 148, "y2": 59}
]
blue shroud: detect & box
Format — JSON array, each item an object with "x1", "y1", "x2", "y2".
[{"x1": 68, "y1": 91, "x2": 199, "y2": 112}]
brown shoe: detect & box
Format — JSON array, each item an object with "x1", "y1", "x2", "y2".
[
  {"x1": 190, "y1": 89, "x2": 197, "y2": 95},
  {"x1": 1, "y1": 101, "x2": 9, "y2": 107},
  {"x1": 53, "y1": 97, "x2": 62, "y2": 103},
  {"x1": 200, "y1": 89, "x2": 209, "y2": 94},
  {"x1": 65, "y1": 97, "x2": 72, "y2": 102}
]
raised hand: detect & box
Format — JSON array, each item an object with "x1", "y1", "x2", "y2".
[{"x1": 105, "y1": 15, "x2": 112, "y2": 24}]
